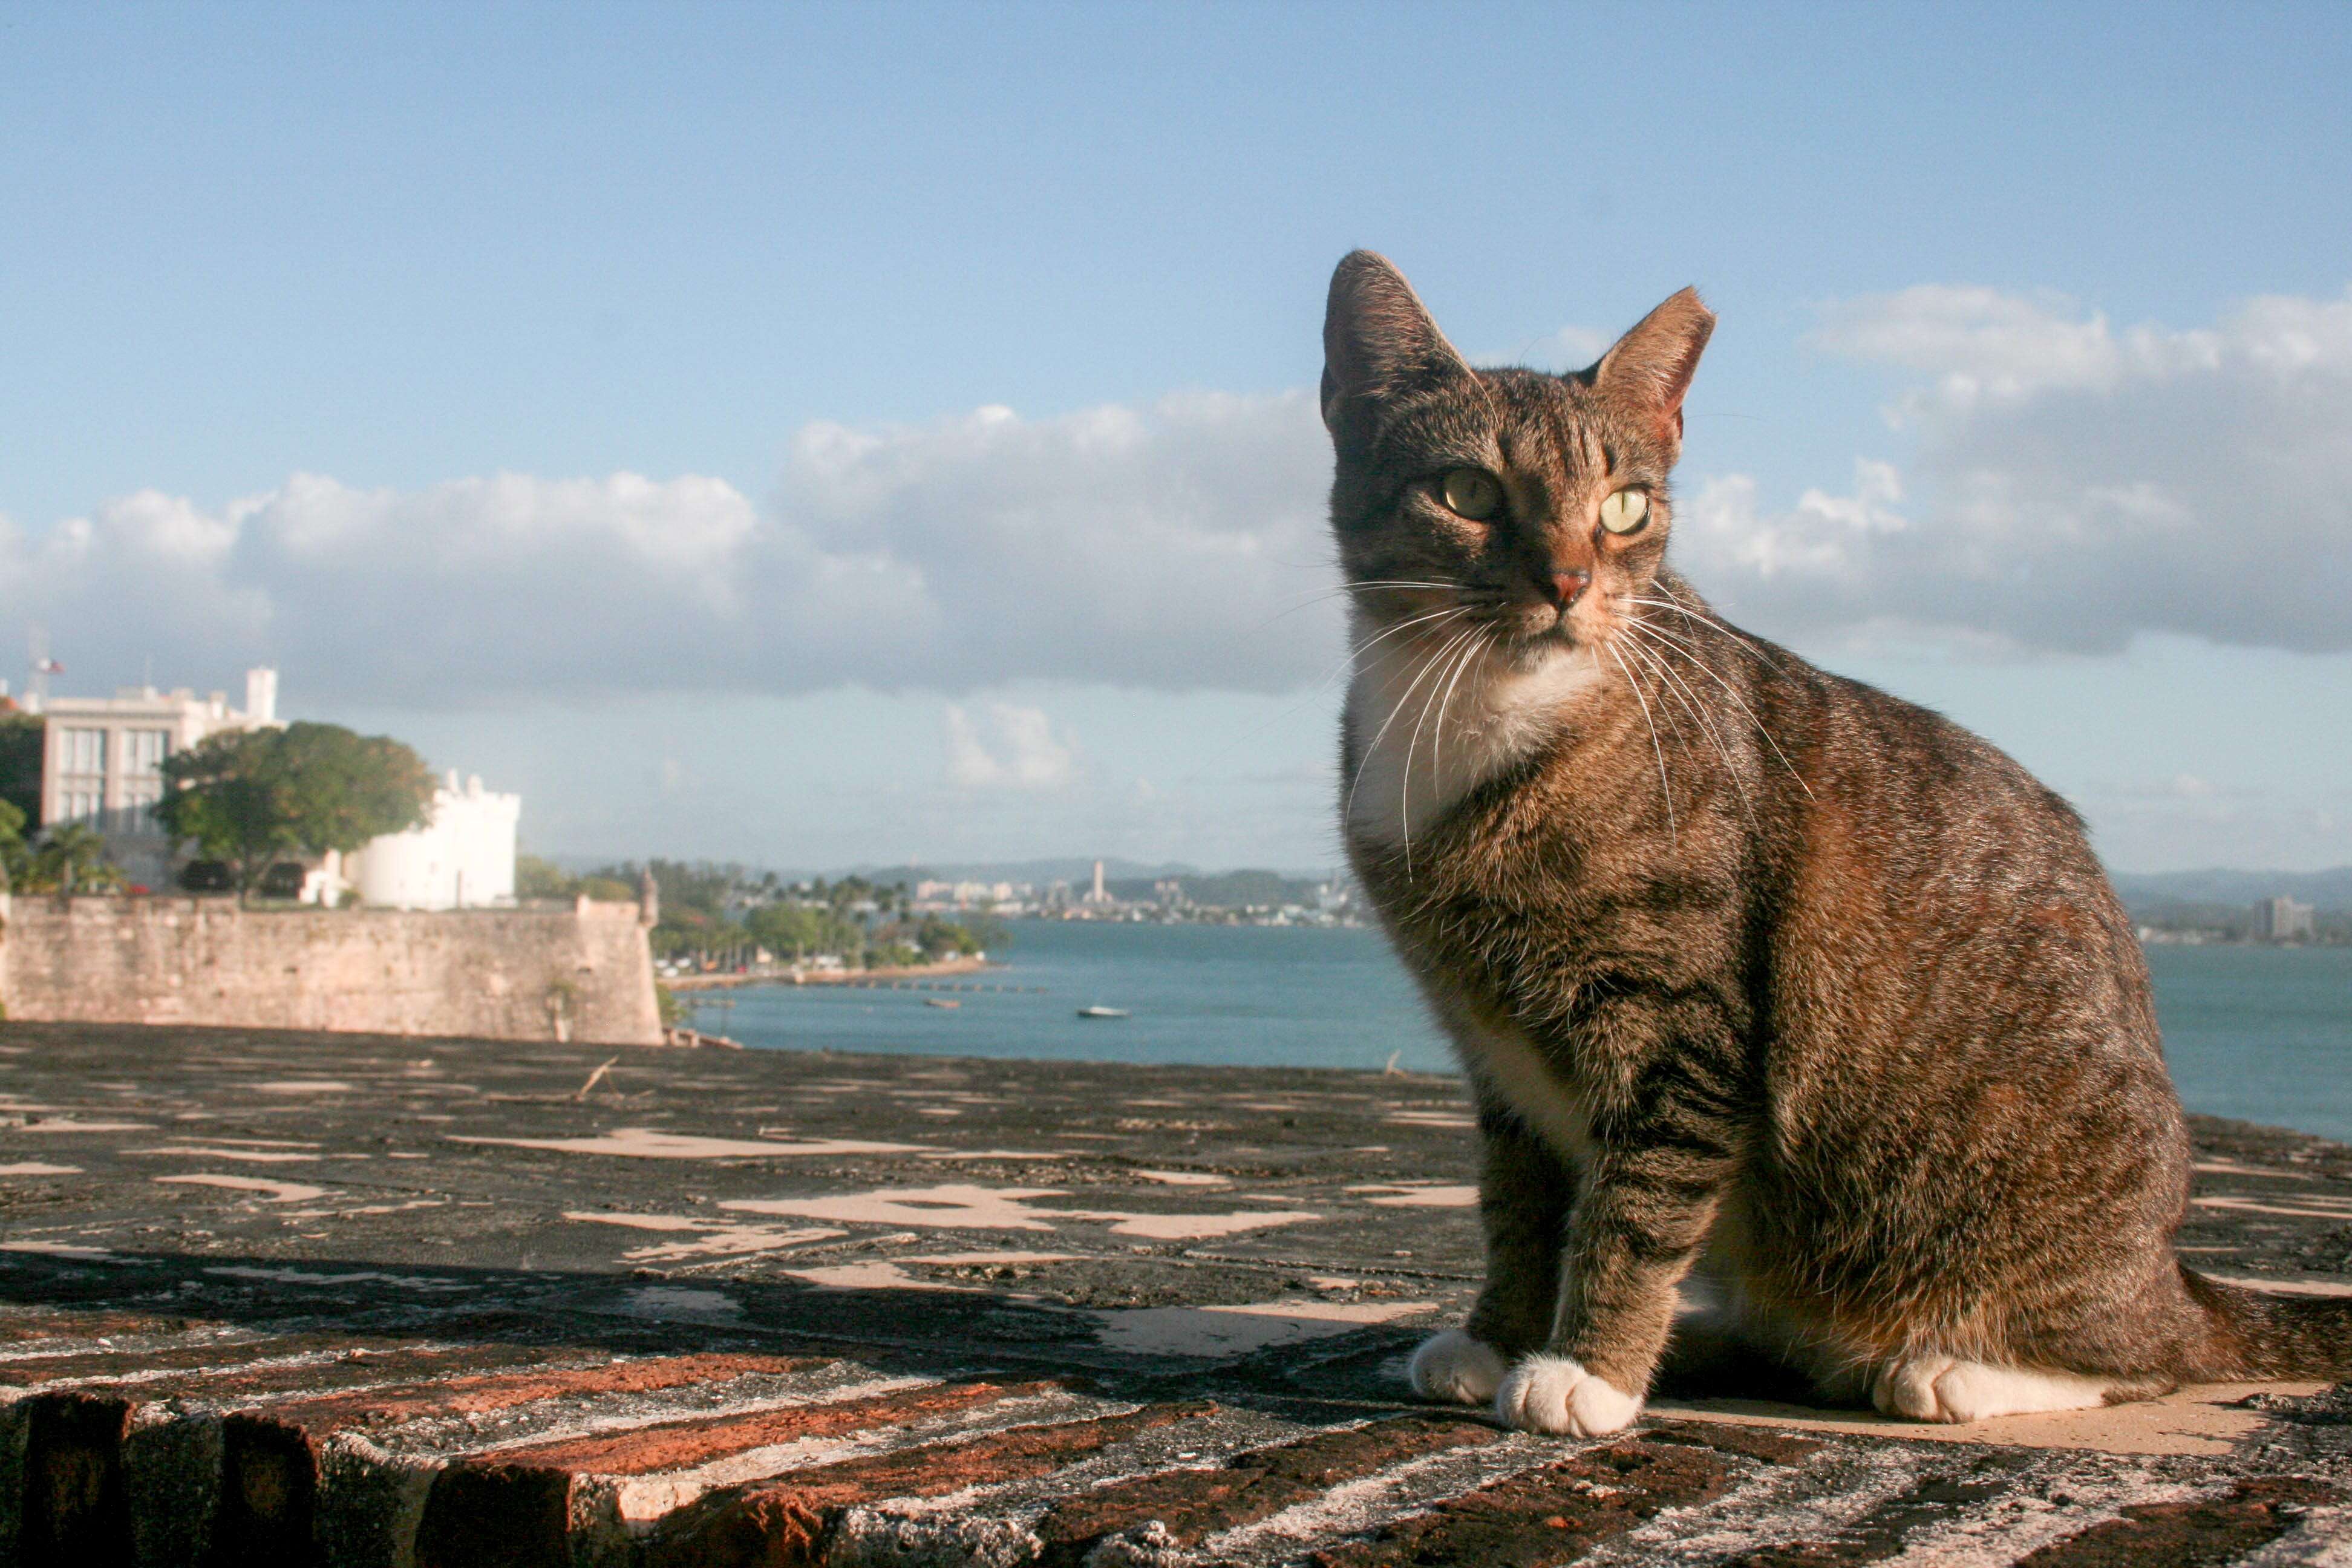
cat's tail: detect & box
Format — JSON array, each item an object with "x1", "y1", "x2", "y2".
[{"x1": 2180, "y1": 1266, "x2": 2352, "y2": 1380}]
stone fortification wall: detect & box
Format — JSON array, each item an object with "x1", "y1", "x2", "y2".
[{"x1": 0, "y1": 895, "x2": 662, "y2": 1045}]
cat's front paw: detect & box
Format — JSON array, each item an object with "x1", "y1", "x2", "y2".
[
  {"x1": 1495, "y1": 1354, "x2": 1644, "y2": 1437},
  {"x1": 1409, "y1": 1329, "x2": 1507, "y2": 1405}
]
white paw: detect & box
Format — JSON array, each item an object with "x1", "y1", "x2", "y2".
[
  {"x1": 1494, "y1": 1354, "x2": 1644, "y2": 1436},
  {"x1": 1871, "y1": 1354, "x2": 2112, "y2": 1423},
  {"x1": 1409, "y1": 1329, "x2": 1506, "y2": 1405},
  {"x1": 1871, "y1": 1351, "x2": 1958, "y2": 1420}
]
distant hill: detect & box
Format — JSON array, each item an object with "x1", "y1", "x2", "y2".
[
  {"x1": 2107, "y1": 867, "x2": 2352, "y2": 915},
  {"x1": 554, "y1": 851, "x2": 2350, "y2": 916},
  {"x1": 842, "y1": 858, "x2": 1197, "y2": 888},
  {"x1": 537, "y1": 855, "x2": 1344, "y2": 890}
]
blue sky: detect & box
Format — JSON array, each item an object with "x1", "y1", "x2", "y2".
[{"x1": 5, "y1": 4, "x2": 2348, "y2": 873}]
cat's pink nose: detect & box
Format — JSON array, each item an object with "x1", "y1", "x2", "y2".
[{"x1": 1547, "y1": 570, "x2": 1591, "y2": 608}]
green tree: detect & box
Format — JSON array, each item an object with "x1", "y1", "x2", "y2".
[
  {"x1": 157, "y1": 722, "x2": 437, "y2": 900},
  {"x1": 745, "y1": 901, "x2": 832, "y2": 959},
  {"x1": 0, "y1": 714, "x2": 44, "y2": 830},
  {"x1": 29, "y1": 821, "x2": 121, "y2": 895},
  {"x1": 516, "y1": 854, "x2": 578, "y2": 900},
  {"x1": 0, "y1": 797, "x2": 28, "y2": 887}
]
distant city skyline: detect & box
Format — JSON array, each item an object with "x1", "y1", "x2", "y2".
[{"x1": 5, "y1": 5, "x2": 2348, "y2": 872}]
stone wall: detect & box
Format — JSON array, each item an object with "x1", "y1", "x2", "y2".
[{"x1": 0, "y1": 895, "x2": 663, "y2": 1045}]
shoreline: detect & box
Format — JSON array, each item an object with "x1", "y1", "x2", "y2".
[{"x1": 665, "y1": 955, "x2": 1002, "y2": 990}]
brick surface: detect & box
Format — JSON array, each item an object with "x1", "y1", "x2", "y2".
[
  {"x1": 13, "y1": 1391, "x2": 137, "y2": 1568},
  {"x1": 246, "y1": 1350, "x2": 826, "y2": 1435},
  {"x1": 2014, "y1": 1477, "x2": 2343, "y2": 1567},
  {"x1": 646, "y1": 1402, "x2": 1219, "y2": 1568},
  {"x1": 477, "y1": 1376, "x2": 1053, "y2": 1476},
  {"x1": 1716, "y1": 1451, "x2": 2044, "y2": 1567},
  {"x1": 1309, "y1": 1436, "x2": 1738, "y2": 1567},
  {"x1": 1035, "y1": 1414, "x2": 1501, "y2": 1562},
  {"x1": 1, "y1": 1020, "x2": 2347, "y2": 1566}
]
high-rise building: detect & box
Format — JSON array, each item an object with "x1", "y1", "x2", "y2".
[{"x1": 2253, "y1": 896, "x2": 2316, "y2": 943}]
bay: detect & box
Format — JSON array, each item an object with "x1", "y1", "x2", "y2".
[
  {"x1": 708, "y1": 921, "x2": 2352, "y2": 1143},
  {"x1": 2144, "y1": 943, "x2": 2352, "y2": 1143}
]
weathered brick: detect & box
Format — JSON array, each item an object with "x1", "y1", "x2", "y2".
[
  {"x1": 123, "y1": 1406, "x2": 226, "y2": 1566},
  {"x1": 1034, "y1": 1414, "x2": 1501, "y2": 1566},
  {"x1": 0, "y1": 1308, "x2": 192, "y2": 1352},
  {"x1": 414, "y1": 1460, "x2": 576, "y2": 1568},
  {"x1": 1310, "y1": 1436, "x2": 1737, "y2": 1568},
  {"x1": 647, "y1": 1402, "x2": 1220, "y2": 1568},
  {"x1": 19, "y1": 1335, "x2": 586, "y2": 1402},
  {"x1": 2014, "y1": 1476, "x2": 2341, "y2": 1568},
  {"x1": 408, "y1": 1379, "x2": 1063, "y2": 1567},
  {"x1": 11, "y1": 1391, "x2": 136, "y2": 1568},
  {"x1": 1720, "y1": 1451, "x2": 2040, "y2": 1567},
  {"x1": 479, "y1": 1375, "x2": 1057, "y2": 1477},
  {"x1": 253, "y1": 1350, "x2": 823, "y2": 1434},
  {"x1": 204, "y1": 1413, "x2": 321, "y2": 1567},
  {"x1": 99, "y1": 1351, "x2": 844, "y2": 1567},
  {"x1": 1649, "y1": 1419, "x2": 1827, "y2": 1468}
]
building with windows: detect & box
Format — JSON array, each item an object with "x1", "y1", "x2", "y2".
[
  {"x1": 38, "y1": 668, "x2": 283, "y2": 890},
  {"x1": 2254, "y1": 895, "x2": 2317, "y2": 944}
]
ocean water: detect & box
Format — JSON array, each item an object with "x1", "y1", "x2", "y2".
[{"x1": 705, "y1": 921, "x2": 2352, "y2": 1143}]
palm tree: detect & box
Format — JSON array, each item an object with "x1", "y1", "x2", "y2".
[{"x1": 36, "y1": 823, "x2": 118, "y2": 895}]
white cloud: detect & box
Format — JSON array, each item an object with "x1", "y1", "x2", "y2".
[
  {"x1": 2078, "y1": 776, "x2": 2352, "y2": 874},
  {"x1": 1, "y1": 391, "x2": 1337, "y2": 706},
  {"x1": 944, "y1": 702, "x2": 1076, "y2": 791},
  {"x1": 1686, "y1": 284, "x2": 2352, "y2": 653},
  {"x1": 13, "y1": 284, "x2": 2350, "y2": 714}
]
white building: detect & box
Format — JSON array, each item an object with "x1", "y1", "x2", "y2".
[
  {"x1": 38, "y1": 668, "x2": 283, "y2": 890},
  {"x1": 339, "y1": 771, "x2": 520, "y2": 910},
  {"x1": 2255, "y1": 895, "x2": 2316, "y2": 944}
]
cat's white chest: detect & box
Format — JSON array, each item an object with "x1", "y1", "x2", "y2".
[{"x1": 1344, "y1": 633, "x2": 1599, "y2": 846}]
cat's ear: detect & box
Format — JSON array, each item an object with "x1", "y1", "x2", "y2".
[
  {"x1": 1322, "y1": 251, "x2": 1470, "y2": 435},
  {"x1": 1592, "y1": 287, "x2": 1714, "y2": 445}
]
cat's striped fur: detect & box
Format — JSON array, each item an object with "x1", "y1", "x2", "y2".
[{"x1": 1321, "y1": 250, "x2": 2350, "y2": 1436}]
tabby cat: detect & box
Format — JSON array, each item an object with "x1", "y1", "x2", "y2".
[{"x1": 1322, "y1": 250, "x2": 2350, "y2": 1436}]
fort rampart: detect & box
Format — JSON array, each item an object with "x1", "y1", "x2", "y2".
[{"x1": 0, "y1": 893, "x2": 662, "y2": 1045}]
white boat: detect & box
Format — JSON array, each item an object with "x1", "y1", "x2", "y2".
[{"x1": 1075, "y1": 1005, "x2": 1130, "y2": 1019}]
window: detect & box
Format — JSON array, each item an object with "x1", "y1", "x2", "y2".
[
  {"x1": 123, "y1": 730, "x2": 169, "y2": 778},
  {"x1": 62, "y1": 789, "x2": 103, "y2": 823},
  {"x1": 123, "y1": 784, "x2": 163, "y2": 834},
  {"x1": 57, "y1": 727, "x2": 106, "y2": 776}
]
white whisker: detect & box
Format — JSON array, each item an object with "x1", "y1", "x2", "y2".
[
  {"x1": 1194, "y1": 601, "x2": 1471, "y2": 776},
  {"x1": 1621, "y1": 613, "x2": 1814, "y2": 799},
  {"x1": 1399, "y1": 626, "x2": 1486, "y2": 874},
  {"x1": 1259, "y1": 580, "x2": 1460, "y2": 630},
  {"x1": 1605, "y1": 643, "x2": 1676, "y2": 848},
  {"x1": 1619, "y1": 629, "x2": 1759, "y2": 828},
  {"x1": 1427, "y1": 623, "x2": 1487, "y2": 780},
  {"x1": 1635, "y1": 587, "x2": 1789, "y2": 674},
  {"x1": 1344, "y1": 612, "x2": 1473, "y2": 825}
]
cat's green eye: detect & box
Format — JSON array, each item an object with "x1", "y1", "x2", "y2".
[
  {"x1": 1440, "y1": 469, "x2": 1503, "y2": 521},
  {"x1": 1598, "y1": 488, "x2": 1650, "y2": 535}
]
